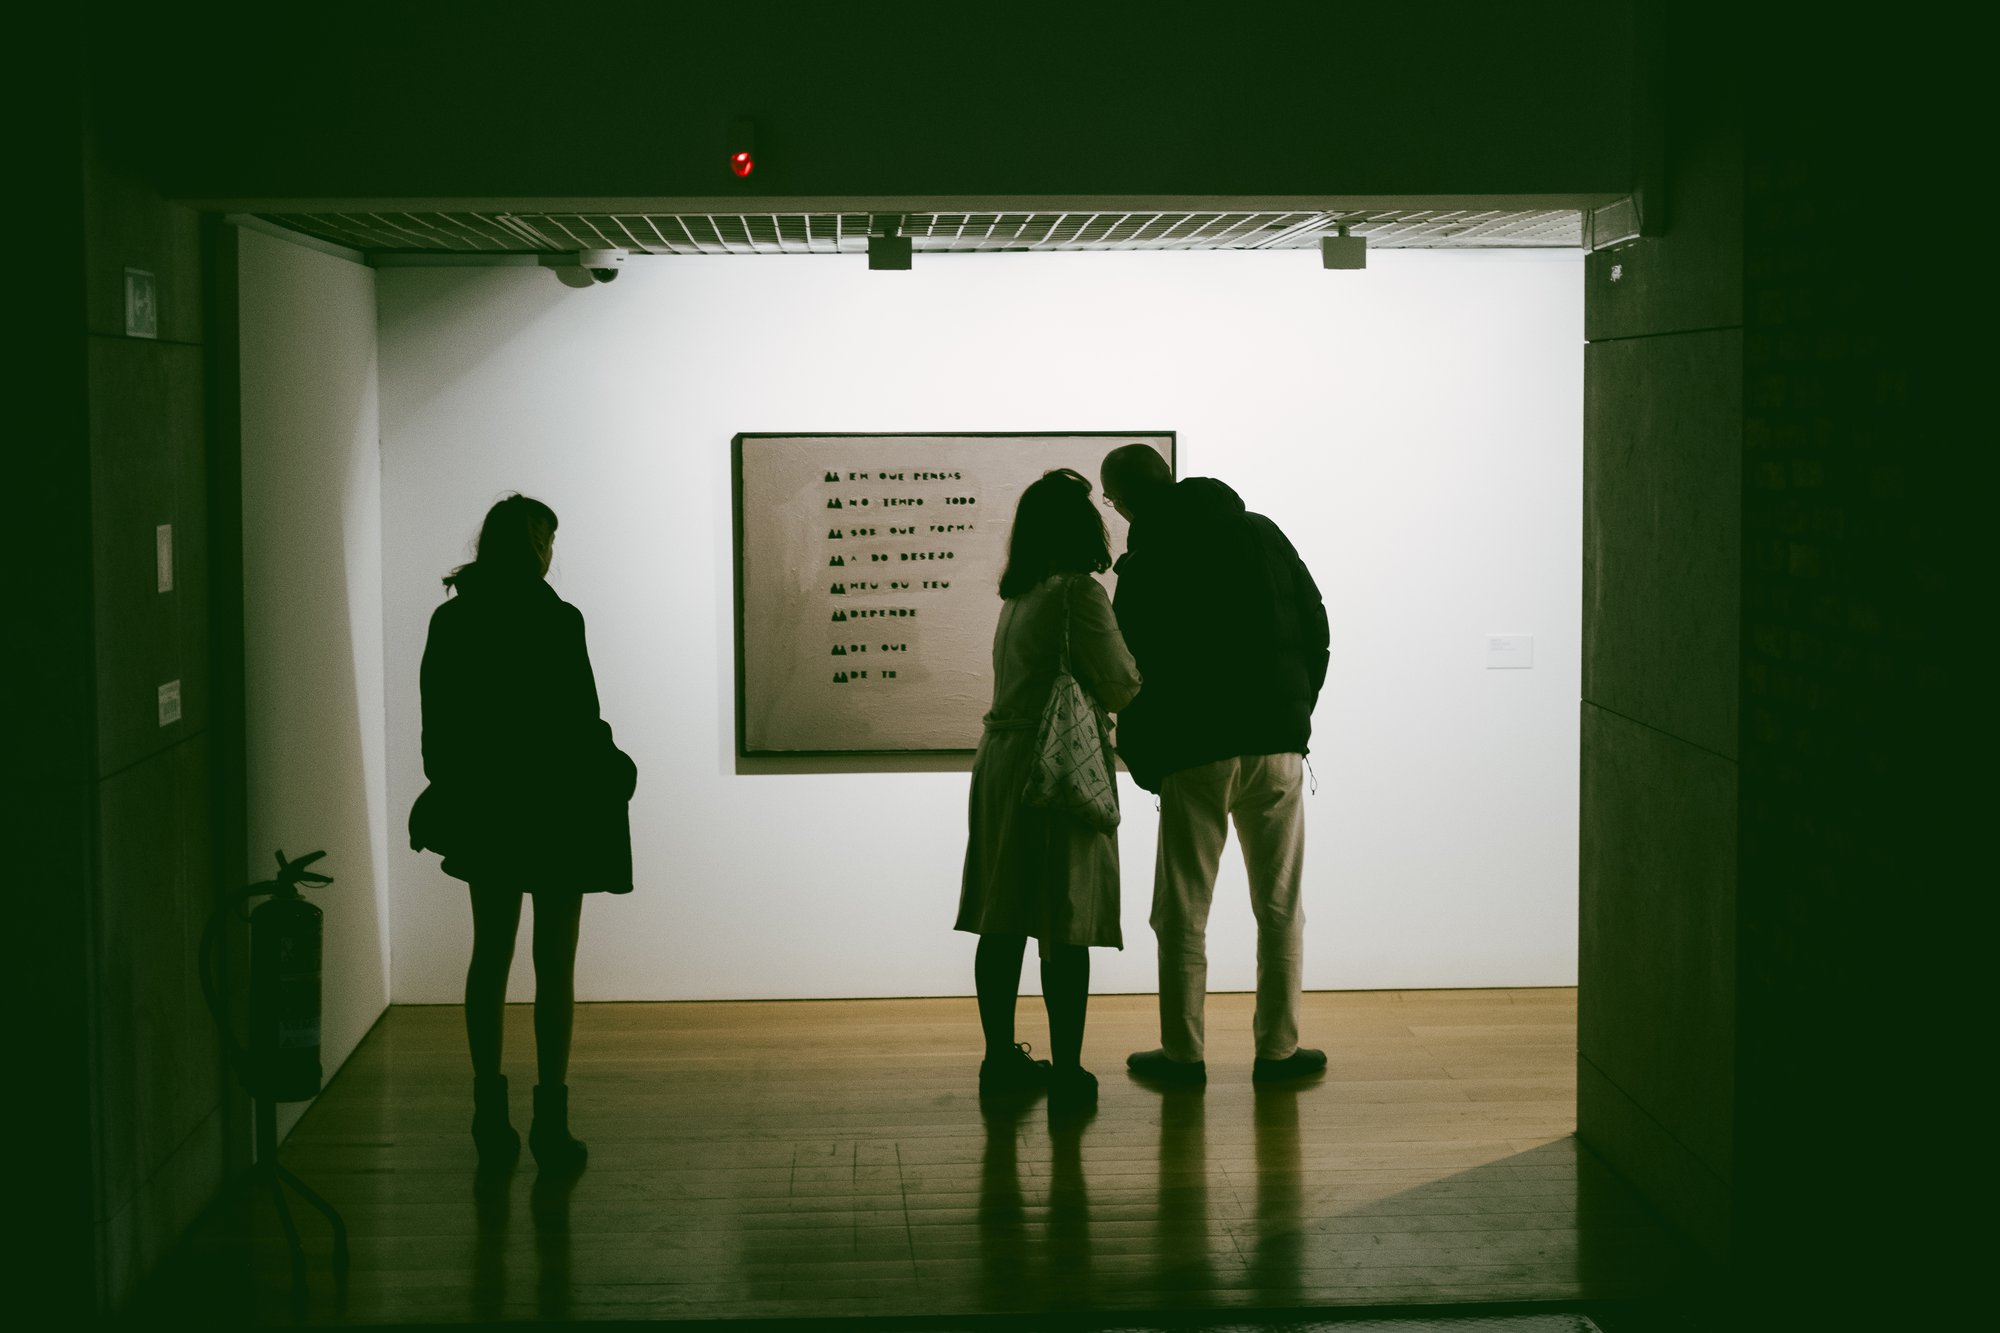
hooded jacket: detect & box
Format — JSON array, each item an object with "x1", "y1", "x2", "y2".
[{"x1": 1110, "y1": 477, "x2": 1329, "y2": 791}]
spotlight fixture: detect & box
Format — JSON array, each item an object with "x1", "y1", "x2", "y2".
[
  {"x1": 868, "y1": 235, "x2": 912, "y2": 270},
  {"x1": 867, "y1": 215, "x2": 911, "y2": 270},
  {"x1": 1320, "y1": 223, "x2": 1366, "y2": 270}
]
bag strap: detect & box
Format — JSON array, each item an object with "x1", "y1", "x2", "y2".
[{"x1": 1055, "y1": 574, "x2": 1075, "y2": 675}]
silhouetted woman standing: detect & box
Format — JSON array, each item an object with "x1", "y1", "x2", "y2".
[
  {"x1": 958, "y1": 468, "x2": 1140, "y2": 1109},
  {"x1": 409, "y1": 494, "x2": 637, "y2": 1171}
]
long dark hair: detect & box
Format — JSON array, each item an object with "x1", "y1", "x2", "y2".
[
  {"x1": 998, "y1": 468, "x2": 1111, "y2": 598},
  {"x1": 443, "y1": 493, "x2": 558, "y2": 590}
]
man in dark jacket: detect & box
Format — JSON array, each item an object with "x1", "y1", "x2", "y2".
[{"x1": 1100, "y1": 443, "x2": 1331, "y2": 1085}]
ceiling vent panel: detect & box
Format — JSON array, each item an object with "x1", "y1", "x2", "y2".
[{"x1": 254, "y1": 208, "x2": 1580, "y2": 258}]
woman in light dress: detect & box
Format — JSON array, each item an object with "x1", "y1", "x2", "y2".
[{"x1": 957, "y1": 468, "x2": 1140, "y2": 1109}]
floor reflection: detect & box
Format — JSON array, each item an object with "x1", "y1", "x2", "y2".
[
  {"x1": 1154, "y1": 1085, "x2": 1212, "y2": 1301},
  {"x1": 974, "y1": 1095, "x2": 1100, "y2": 1314},
  {"x1": 976, "y1": 1098, "x2": 1031, "y2": 1309},
  {"x1": 1043, "y1": 1100, "x2": 1095, "y2": 1307},
  {"x1": 1249, "y1": 1081, "x2": 1305, "y2": 1304},
  {"x1": 469, "y1": 1167, "x2": 511, "y2": 1322},
  {"x1": 529, "y1": 1166, "x2": 580, "y2": 1320}
]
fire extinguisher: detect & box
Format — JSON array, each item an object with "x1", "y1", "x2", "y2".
[{"x1": 202, "y1": 849, "x2": 333, "y2": 1103}]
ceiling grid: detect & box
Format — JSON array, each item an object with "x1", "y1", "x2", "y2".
[{"x1": 254, "y1": 207, "x2": 1581, "y2": 258}]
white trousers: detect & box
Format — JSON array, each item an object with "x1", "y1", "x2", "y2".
[{"x1": 1151, "y1": 753, "x2": 1306, "y2": 1063}]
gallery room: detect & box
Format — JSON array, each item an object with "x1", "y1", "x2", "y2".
[
  {"x1": 60, "y1": 4, "x2": 1958, "y2": 1329},
  {"x1": 247, "y1": 228, "x2": 1583, "y2": 1010},
  {"x1": 216, "y1": 209, "x2": 1626, "y2": 1319}
]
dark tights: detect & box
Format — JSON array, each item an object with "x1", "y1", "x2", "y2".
[
  {"x1": 465, "y1": 886, "x2": 584, "y2": 1088},
  {"x1": 974, "y1": 934, "x2": 1089, "y2": 1069}
]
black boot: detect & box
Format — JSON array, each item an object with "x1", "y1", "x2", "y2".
[
  {"x1": 472, "y1": 1074, "x2": 520, "y2": 1168},
  {"x1": 1048, "y1": 1064, "x2": 1099, "y2": 1114},
  {"x1": 529, "y1": 1083, "x2": 588, "y2": 1172}
]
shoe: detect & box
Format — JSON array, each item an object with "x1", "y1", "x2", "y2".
[
  {"x1": 1251, "y1": 1048, "x2": 1328, "y2": 1083},
  {"x1": 1126, "y1": 1048, "x2": 1207, "y2": 1085},
  {"x1": 980, "y1": 1042, "x2": 1053, "y2": 1098},
  {"x1": 529, "y1": 1083, "x2": 588, "y2": 1172},
  {"x1": 1048, "y1": 1065, "x2": 1099, "y2": 1112},
  {"x1": 472, "y1": 1074, "x2": 520, "y2": 1168}
]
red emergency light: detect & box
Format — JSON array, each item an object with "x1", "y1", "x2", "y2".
[{"x1": 730, "y1": 150, "x2": 754, "y2": 178}]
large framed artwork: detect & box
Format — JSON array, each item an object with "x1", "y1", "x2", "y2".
[{"x1": 734, "y1": 432, "x2": 1176, "y2": 756}]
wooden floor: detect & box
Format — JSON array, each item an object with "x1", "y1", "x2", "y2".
[{"x1": 164, "y1": 990, "x2": 1684, "y2": 1325}]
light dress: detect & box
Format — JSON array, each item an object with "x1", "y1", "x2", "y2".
[{"x1": 956, "y1": 573, "x2": 1141, "y2": 953}]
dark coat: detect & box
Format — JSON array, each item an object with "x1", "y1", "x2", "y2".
[
  {"x1": 1110, "y1": 477, "x2": 1330, "y2": 791},
  {"x1": 408, "y1": 568, "x2": 638, "y2": 892}
]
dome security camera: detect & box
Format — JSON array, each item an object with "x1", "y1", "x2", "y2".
[{"x1": 576, "y1": 248, "x2": 627, "y2": 283}]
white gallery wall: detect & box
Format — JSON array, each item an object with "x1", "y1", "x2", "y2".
[
  {"x1": 375, "y1": 247, "x2": 1583, "y2": 1003},
  {"x1": 238, "y1": 227, "x2": 391, "y2": 1133}
]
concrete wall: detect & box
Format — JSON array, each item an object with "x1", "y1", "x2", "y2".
[
  {"x1": 75, "y1": 113, "x2": 231, "y2": 1313},
  {"x1": 237, "y1": 226, "x2": 391, "y2": 1140},
  {"x1": 22, "y1": 49, "x2": 104, "y2": 1323},
  {"x1": 376, "y1": 249, "x2": 1585, "y2": 1003},
  {"x1": 1575, "y1": 69, "x2": 1742, "y2": 1257},
  {"x1": 1730, "y1": 23, "x2": 1978, "y2": 1319}
]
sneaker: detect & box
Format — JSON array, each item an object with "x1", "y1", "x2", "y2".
[
  {"x1": 1048, "y1": 1065, "x2": 1099, "y2": 1112},
  {"x1": 980, "y1": 1042, "x2": 1053, "y2": 1097},
  {"x1": 1251, "y1": 1047, "x2": 1328, "y2": 1083},
  {"x1": 1126, "y1": 1048, "x2": 1207, "y2": 1085}
]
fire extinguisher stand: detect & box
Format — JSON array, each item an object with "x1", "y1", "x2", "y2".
[
  {"x1": 201, "y1": 849, "x2": 351, "y2": 1314},
  {"x1": 255, "y1": 1082, "x2": 349, "y2": 1313}
]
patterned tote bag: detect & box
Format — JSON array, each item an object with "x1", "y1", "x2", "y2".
[{"x1": 1022, "y1": 579, "x2": 1121, "y2": 831}]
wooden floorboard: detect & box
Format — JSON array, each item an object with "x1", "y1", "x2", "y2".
[{"x1": 155, "y1": 989, "x2": 1687, "y2": 1325}]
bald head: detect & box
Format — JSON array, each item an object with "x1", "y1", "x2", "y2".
[{"x1": 1100, "y1": 443, "x2": 1174, "y2": 514}]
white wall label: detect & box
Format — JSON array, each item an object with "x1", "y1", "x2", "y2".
[
  {"x1": 1485, "y1": 634, "x2": 1534, "y2": 669},
  {"x1": 124, "y1": 268, "x2": 159, "y2": 339},
  {"x1": 156, "y1": 523, "x2": 174, "y2": 592},
  {"x1": 157, "y1": 680, "x2": 182, "y2": 726}
]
